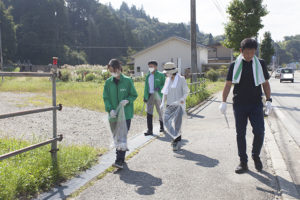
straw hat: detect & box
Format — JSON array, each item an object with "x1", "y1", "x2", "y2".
[{"x1": 163, "y1": 62, "x2": 178, "y2": 74}]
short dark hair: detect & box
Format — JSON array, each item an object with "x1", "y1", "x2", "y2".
[
  {"x1": 240, "y1": 38, "x2": 258, "y2": 50},
  {"x1": 148, "y1": 60, "x2": 158, "y2": 66},
  {"x1": 108, "y1": 59, "x2": 121, "y2": 69}
]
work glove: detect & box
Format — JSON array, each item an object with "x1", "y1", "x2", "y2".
[
  {"x1": 265, "y1": 101, "x2": 272, "y2": 115},
  {"x1": 219, "y1": 102, "x2": 227, "y2": 114},
  {"x1": 110, "y1": 110, "x2": 117, "y2": 118},
  {"x1": 120, "y1": 100, "x2": 129, "y2": 106}
]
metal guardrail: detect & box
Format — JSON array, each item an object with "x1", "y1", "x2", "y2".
[
  {"x1": 0, "y1": 72, "x2": 54, "y2": 77},
  {"x1": 0, "y1": 135, "x2": 63, "y2": 161},
  {"x1": 0, "y1": 66, "x2": 63, "y2": 165},
  {"x1": 0, "y1": 105, "x2": 62, "y2": 119},
  {"x1": 187, "y1": 72, "x2": 206, "y2": 95}
]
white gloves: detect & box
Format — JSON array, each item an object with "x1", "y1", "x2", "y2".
[
  {"x1": 110, "y1": 110, "x2": 117, "y2": 118},
  {"x1": 219, "y1": 102, "x2": 227, "y2": 114},
  {"x1": 265, "y1": 101, "x2": 272, "y2": 115},
  {"x1": 120, "y1": 100, "x2": 129, "y2": 106}
]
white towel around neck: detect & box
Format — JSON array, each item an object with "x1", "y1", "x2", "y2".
[
  {"x1": 232, "y1": 54, "x2": 266, "y2": 86},
  {"x1": 161, "y1": 74, "x2": 179, "y2": 95}
]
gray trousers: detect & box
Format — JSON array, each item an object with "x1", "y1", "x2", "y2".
[{"x1": 147, "y1": 93, "x2": 163, "y2": 121}]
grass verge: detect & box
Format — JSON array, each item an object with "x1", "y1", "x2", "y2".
[
  {"x1": 0, "y1": 137, "x2": 106, "y2": 200},
  {"x1": 0, "y1": 78, "x2": 224, "y2": 114}
]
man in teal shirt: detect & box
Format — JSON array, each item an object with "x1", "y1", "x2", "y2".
[
  {"x1": 144, "y1": 60, "x2": 166, "y2": 136},
  {"x1": 103, "y1": 59, "x2": 138, "y2": 169}
]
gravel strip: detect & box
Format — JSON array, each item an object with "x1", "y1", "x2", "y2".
[{"x1": 0, "y1": 92, "x2": 152, "y2": 149}]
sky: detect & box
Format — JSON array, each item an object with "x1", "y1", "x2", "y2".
[{"x1": 99, "y1": 0, "x2": 300, "y2": 42}]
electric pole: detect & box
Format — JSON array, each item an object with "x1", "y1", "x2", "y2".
[{"x1": 190, "y1": 0, "x2": 198, "y2": 82}]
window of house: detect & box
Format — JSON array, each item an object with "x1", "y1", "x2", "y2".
[{"x1": 137, "y1": 66, "x2": 141, "y2": 72}]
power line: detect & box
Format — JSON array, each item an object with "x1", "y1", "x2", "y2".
[{"x1": 211, "y1": 0, "x2": 226, "y2": 19}]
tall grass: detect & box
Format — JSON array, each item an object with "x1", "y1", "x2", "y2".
[
  {"x1": 0, "y1": 137, "x2": 105, "y2": 200},
  {"x1": 0, "y1": 77, "x2": 225, "y2": 114}
]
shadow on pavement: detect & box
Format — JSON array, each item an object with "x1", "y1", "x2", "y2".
[
  {"x1": 248, "y1": 170, "x2": 300, "y2": 199},
  {"x1": 115, "y1": 164, "x2": 162, "y2": 196},
  {"x1": 157, "y1": 133, "x2": 189, "y2": 147},
  {"x1": 174, "y1": 149, "x2": 219, "y2": 168}
]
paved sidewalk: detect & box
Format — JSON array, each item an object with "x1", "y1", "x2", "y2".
[{"x1": 74, "y1": 93, "x2": 279, "y2": 200}]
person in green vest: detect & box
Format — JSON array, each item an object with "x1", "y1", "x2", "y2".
[
  {"x1": 143, "y1": 60, "x2": 166, "y2": 136},
  {"x1": 103, "y1": 59, "x2": 138, "y2": 169}
]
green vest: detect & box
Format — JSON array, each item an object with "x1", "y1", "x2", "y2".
[
  {"x1": 103, "y1": 74, "x2": 138, "y2": 120},
  {"x1": 144, "y1": 70, "x2": 166, "y2": 101}
]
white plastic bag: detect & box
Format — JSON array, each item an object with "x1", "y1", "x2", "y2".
[
  {"x1": 109, "y1": 103, "x2": 128, "y2": 151},
  {"x1": 163, "y1": 102, "x2": 185, "y2": 139}
]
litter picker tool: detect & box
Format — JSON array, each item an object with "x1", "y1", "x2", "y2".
[{"x1": 224, "y1": 113, "x2": 229, "y2": 128}]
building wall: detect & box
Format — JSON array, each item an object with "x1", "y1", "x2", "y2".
[
  {"x1": 133, "y1": 39, "x2": 208, "y2": 76},
  {"x1": 216, "y1": 45, "x2": 232, "y2": 58}
]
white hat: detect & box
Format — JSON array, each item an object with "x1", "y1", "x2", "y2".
[{"x1": 163, "y1": 62, "x2": 178, "y2": 74}]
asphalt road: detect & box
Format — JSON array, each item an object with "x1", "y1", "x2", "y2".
[{"x1": 267, "y1": 70, "x2": 300, "y2": 197}]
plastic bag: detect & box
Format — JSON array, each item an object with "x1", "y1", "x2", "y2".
[
  {"x1": 109, "y1": 103, "x2": 128, "y2": 151},
  {"x1": 163, "y1": 102, "x2": 185, "y2": 139}
]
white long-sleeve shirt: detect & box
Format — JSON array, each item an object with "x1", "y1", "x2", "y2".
[{"x1": 166, "y1": 75, "x2": 189, "y2": 105}]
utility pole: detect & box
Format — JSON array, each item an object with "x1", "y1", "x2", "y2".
[{"x1": 190, "y1": 0, "x2": 198, "y2": 82}]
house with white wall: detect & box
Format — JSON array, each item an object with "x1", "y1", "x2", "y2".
[{"x1": 132, "y1": 36, "x2": 208, "y2": 76}]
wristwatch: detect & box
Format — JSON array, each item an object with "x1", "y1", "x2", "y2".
[{"x1": 266, "y1": 98, "x2": 272, "y2": 102}]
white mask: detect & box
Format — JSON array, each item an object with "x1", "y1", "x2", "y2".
[
  {"x1": 149, "y1": 68, "x2": 155, "y2": 73},
  {"x1": 111, "y1": 72, "x2": 119, "y2": 77},
  {"x1": 166, "y1": 73, "x2": 172, "y2": 77}
]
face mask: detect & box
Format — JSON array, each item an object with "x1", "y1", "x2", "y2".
[
  {"x1": 166, "y1": 73, "x2": 172, "y2": 77},
  {"x1": 111, "y1": 72, "x2": 119, "y2": 77},
  {"x1": 149, "y1": 68, "x2": 155, "y2": 73}
]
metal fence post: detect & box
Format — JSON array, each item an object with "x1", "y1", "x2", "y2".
[{"x1": 51, "y1": 57, "x2": 58, "y2": 167}]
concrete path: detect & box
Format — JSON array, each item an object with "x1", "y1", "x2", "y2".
[{"x1": 74, "y1": 92, "x2": 281, "y2": 200}]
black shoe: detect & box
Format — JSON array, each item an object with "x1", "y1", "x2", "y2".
[
  {"x1": 113, "y1": 161, "x2": 123, "y2": 169},
  {"x1": 144, "y1": 130, "x2": 153, "y2": 136},
  {"x1": 235, "y1": 163, "x2": 248, "y2": 174},
  {"x1": 159, "y1": 121, "x2": 164, "y2": 132},
  {"x1": 252, "y1": 156, "x2": 263, "y2": 171}
]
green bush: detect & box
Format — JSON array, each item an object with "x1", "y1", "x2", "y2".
[
  {"x1": 85, "y1": 73, "x2": 96, "y2": 82},
  {"x1": 60, "y1": 69, "x2": 71, "y2": 82},
  {"x1": 101, "y1": 71, "x2": 110, "y2": 81},
  {"x1": 206, "y1": 69, "x2": 219, "y2": 82}
]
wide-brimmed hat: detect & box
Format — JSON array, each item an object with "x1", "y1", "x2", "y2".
[{"x1": 163, "y1": 62, "x2": 178, "y2": 74}]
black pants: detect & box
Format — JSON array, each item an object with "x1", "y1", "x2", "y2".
[
  {"x1": 233, "y1": 103, "x2": 265, "y2": 163},
  {"x1": 116, "y1": 119, "x2": 131, "y2": 163}
]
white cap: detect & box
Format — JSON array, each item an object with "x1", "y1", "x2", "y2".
[{"x1": 163, "y1": 62, "x2": 178, "y2": 74}]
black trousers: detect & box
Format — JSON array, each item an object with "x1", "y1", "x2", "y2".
[
  {"x1": 233, "y1": 103, "x2": 265, "y2": 163},
  {"x1": 116, "y1": 119, "x2": 131, "y2": 163}
]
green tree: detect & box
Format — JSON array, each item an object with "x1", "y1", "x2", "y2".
[
  {"x1": 0, "y1": 1, "x2": 16, "y2": 63},
  {"x1": 223, "y1": 0, "x2": 268, "y2": 51},
  {"x1": 260, "y1": 32, "x2": 274, "y2": 66}
]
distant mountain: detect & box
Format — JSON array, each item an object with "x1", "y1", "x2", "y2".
[{"x1": 1, "y1": 0, "x2": 224, "y2": 65}]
